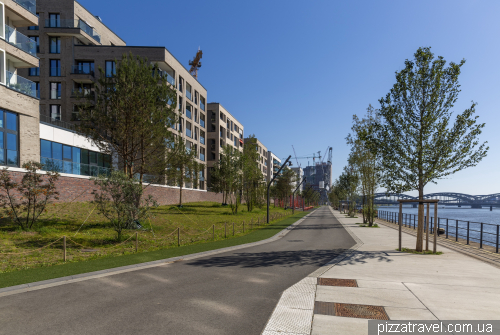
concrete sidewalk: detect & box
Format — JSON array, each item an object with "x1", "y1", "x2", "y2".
[{"x1": 311, "y1": 208, "x2": 500, "y2": 335}]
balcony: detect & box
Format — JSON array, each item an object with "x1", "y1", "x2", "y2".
[
  {"x1": 4, "y1": 71, "x2": 38, "y2": 98},
  {"x1": 39, "y1": 113, "x2": 76, "y2": 131},
  {"x1": 71, "y1": 88, "x2": 94, "y2": 99},
  {"x1": 45, "y1": 19, "x2": 101, "y2": 43},
  {"x1": 5, "y1": 25, "x2": 37, "y2": 56},
  {"x1": 71, "y1": 65, "x2": 94, "y2": 76},
  {"x1": 158, "y1": 70, "x2": 175, "y2": 86},
  {"x1": 13, "y1": 0, "x2": 37, "y2": 15}
]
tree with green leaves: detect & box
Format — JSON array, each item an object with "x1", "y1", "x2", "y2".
[
  {"x1": 167, "y1": 135, "x2": 199, "y2": 207},
  {"x1": 373, "y1": 47, "x2": 488, "y2": 251},
  {"x1": 337, "y1": 167, "x2": 359, "y2": 217},
  {"x1": 242, "y1": 135, "x2": 265, "y2": 212},
  {"x1": 346, "y1": 105, "x2": 380, "y2": 226},
  {"x1": 210, "y1": 145, "x2": 243, "y2": 213},
  {"x1": 76, "y1": 52, "x2": 178, "y2": 183},
  {"x1": 275, "y1": 167, "x2": 298, "y2": 209}
]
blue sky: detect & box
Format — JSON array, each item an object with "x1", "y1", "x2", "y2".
[{"x1": 81, "y1": 0, "x2": 499, "y2": 196}]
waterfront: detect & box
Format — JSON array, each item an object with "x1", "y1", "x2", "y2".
[{"x1": 378, "y1": 206, "x2": 500, "y2": 248}]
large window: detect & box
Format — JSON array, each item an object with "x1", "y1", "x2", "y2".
[
  {"x1": 29, "y1": 67, "x2": 40, "y2": 76},
  {"x1": 0, "y1": 110, "x2": 19, "y2": 167},
  {"x1": 41, "y1": 140, "x2": 111, "y2": 176},
  {"x1": 74, "y1": 61, "x2": 94, "y2": 75},
  {"x1": 200, "y1": 96, "x2": 205, "y2": 111},
  {"x1": 105, "y1": 61, "x2": 116, "y2": 77},
  {"x1": 50, "y1": 59, "x2": 61, "y2": 76},
  {"x1": 186, "y1": 121, "x2": 192, "y2": 138},
  {"x1": 29, "y1": 36, "x2": 40, "y2": 53},
  {"x1": 48, "y1": 13, "x2": 60, "y2": 27},
  {"x1": 49, "y1": 37, "x2": 60, "y2": 54},
  {"x1": 186, "y1": 82, "x2": 192, "y2": 100},
  {"x1": 200, "y1": 114, "x2": 205, "y2": 128},
  {"x1": 186, "y1": 104, "x2": 192, "y2": 119},
  {"x1": 50, "y1": 105, "x2": 61, "y2": 120},
  {"x1": 50, "y1": 82, "x2": 61, "y2": 99}
]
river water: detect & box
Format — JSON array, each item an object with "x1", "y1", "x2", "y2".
[{"x1": 378, "y1": 206, "x2": 500, "y2": 248}]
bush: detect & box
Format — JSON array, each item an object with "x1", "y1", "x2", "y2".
[
  {"x1": 0, "y1": 161, "x2": 59, "y2": 230},
  {"x1": 92, "y1": 171, "x2": 158, "y2": 241}
]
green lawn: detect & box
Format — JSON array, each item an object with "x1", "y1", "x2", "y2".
[
  {"x1": 0, "y1": 201, "x2": 300, "y2": 273},
  {"x1": 0, "y1": 210, "x2": 309, "y2": 289}
]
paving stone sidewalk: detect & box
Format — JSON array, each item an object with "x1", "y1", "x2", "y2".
[{"x1": 311, "y1": 208, "x2": 500, "y2": 335}]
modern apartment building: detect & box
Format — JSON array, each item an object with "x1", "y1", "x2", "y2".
[
  {"x1": 206, "y1": 102, "x2": 243, "y2": 188},
  {"x1": 0, "y1": 0, "x2": 40, "y2": 166},
  {"x1": 244, "y1": 137, "x2": 268, "y2": 180},
  {"x1": 14, "y1": 0, "x2": 208, "y2": 189},
  {"x1": 290, "y1": 167, "x2": 304, "y2": 191},
  {"x1": 267, "y1": 151, "x2": 281, "y2": 183}
]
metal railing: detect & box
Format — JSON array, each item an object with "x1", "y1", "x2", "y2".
[
  {"x1": 378, "y1": 210, "x2": 500, "y2": 253},
  {"x1": 41, "y1": 157, "x2": 110, "y2": 177},
  {"x1": 44, "y1": 19, "x2": 101, "y2": 43},
  {"x1": 5, "y1": 71, "x2": 38, "y2": 98},
  {"x1": 13, "y1": 0, "x2": 37, "y2": 15},
  {"x1": 39, "y1": 114, "x2": 76, "y2": 131},
  {"x1": 71, "y1": 65, "x2": 94, "y2": 76},
  {"x1": 5, "y1": 24, "x2": 37, "y2": 56},
  {"x1": 200, "y1": 137, "x2": 205, "y2": 145},
  {"x1": 71, "y1": 88, "x2": 94, "y2": 98},
  {"x1": 200, "y1": 102, "x2": 205, "y2": 111}
]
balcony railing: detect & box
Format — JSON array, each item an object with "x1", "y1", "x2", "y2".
[
  {"x1": 39, "y1": 113, "x2": 76, "y2": 131},
  {"x1": 5, "y1": 25, "x2": 37, "y2": 56},
  {"x1": 200, "y1": 137, "x2": 205, "y2": 145},
  {"x1": 200, "y1": 154, "x2": 205, "y2": 162},
  {"x1": 71, "y1": 88, "x2": 94, "y2": 98},
  {"x1": 5, "y1": 71, "x2": 38, "y2": 98},
  {"x1": 200, "y1": 101, "x2": 205, "y2": 111},
  {"x1": 45, "y1": 19, "x2": 101, "y2": 43},
  {"x1": 41, "y1": 157, "x2": 110, "y2": 177},
  {"x1": 13, "y1": 0, "x2": 37, "y2": 15},
  {"x1": 158, "y1": 70, "x2": 175, "y2": 86},
  {"x1": 200, "y1": 119, "x2": 205, "y2": 128},
  {"x1": 71, "y1": 65, "x2": 94, "y2": 76}
]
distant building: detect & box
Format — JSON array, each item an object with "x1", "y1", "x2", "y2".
[
  {"x1": 244, "y1": 137, "x2": 268, "y2": 180},
  {"x1": 291, "y1": 167, "x2": 304, "y2": 191},
  {"x1": 267, "y1": 151, "x2": 281, "y2": 183},
  {"x1": 303, "y1": 162, "x2": 332, "y2": 192}
]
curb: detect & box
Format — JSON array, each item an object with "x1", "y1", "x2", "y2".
[
  {"x1": 0, "y1": 211, "x2": 314, "y2": 298},
  {"x1": 261, "y1": 207, "x2": 363, "y2": 335}
]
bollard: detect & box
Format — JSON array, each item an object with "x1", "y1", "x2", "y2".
[
  {"x1": 213, "y1": 224, "x2": 215, "y2": 241},
  {"x1": 63, "y1": 236, "x2": 66, "y2": 262},
  {"x1": 177, "y1": 227, "x2": 180, "y2": 247},
  {"x1": 136, "y1": 232, "x2": 138, "y2": 252}
]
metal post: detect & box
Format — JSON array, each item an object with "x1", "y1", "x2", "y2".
[
  {"x1": 399, "y1": 202, "x2": 402, "y2": 251},
  {"x1": 496, "y1": 225, "x2": 499, "y2": 253},
  {"x1": 425, "y1": 203, "x2": 430, "y2": 251},
  {"x1": 446, "y1": 219, "x2": 448, "y2": 239},
  {"x1": 135, "y1": 232, "x2": 138, "y2": 252},
  {"x1": 177, "y1": 227, "x2": 180, "y2": 247},
  {"x1": 433, "y1": 202, "x2": 438, "y2": 254},
  {"x1": 456, "y1": 220, "x2": 458, "y2": 242},
  {"x1": 466, "y1": 221, "x2": 470, "y2": 245},
  {"x1": 63, "y1": 235, "x2": 66, "y2": 262},
  {"x1": 480, "y1": 223, "x2": 484, "y2": 249}
]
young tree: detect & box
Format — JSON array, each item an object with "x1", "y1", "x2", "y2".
[
  {"x1": 167, "y1": 135, "x2": 198, "y2": 207},
  {"x1": 92, "y1": 171, "x2": 157, "y2": 241},
  {"x1": 242, "y1": 135, "x2": 264, "y2": 212},
  {"x1": 338, "y1": 167, "x2": 359, "y2": 217},
  {"x1": 275, "y1": 167, "x2": 297, "y2": 209},
  {"x1": 0, "y1": 162, "x2": 59, "y2": 230},
  {"x1": 76, "y1": 52, "x2": 178, "y2": 183},
  {"x1": 373, "y1": 47, "x2": 488, "y2": 251},
  {"x1": 346, "y1": 105, "x2": 380, "y2": 226}
]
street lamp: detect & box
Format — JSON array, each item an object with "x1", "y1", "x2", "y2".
[
  {"x1": 267, "y1": 155, "x2": 292, "y2": 223},
  {"x1": 292, "y1": 176, "x2": 306, "y2": 215}
]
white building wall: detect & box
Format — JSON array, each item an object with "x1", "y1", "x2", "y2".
[{"x1": 39, "y1": 124, "x2": 102, "y2": 152}]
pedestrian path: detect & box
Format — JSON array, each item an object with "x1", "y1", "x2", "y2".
[{"x1": 310, "y1": 208, "x2": 500, "y2": 334}]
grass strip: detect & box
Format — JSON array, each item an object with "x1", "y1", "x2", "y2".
[
  {"x1": 0, "y1": 211, "x2": 309, "y2": 289},
  {"x1": 398, "y1": 247, "x2": 443, "y2": 255}
]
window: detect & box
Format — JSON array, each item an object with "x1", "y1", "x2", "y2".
[
  {"x1": 186, "y1": 121, "x2": 192, "y2": 138},
  {"x1": 50, "y1": 60, "x2": 61, "y2": 76},
  {"x1": 200, "y1": 96, "x2": 205, "y2": 111},
  {"x1": 49, "y1": 37, "x2": 61, "y2": 53},
  {"x1": 186, "y1": 83, "x2": 192, "y2": 100},
  {"x1": 41, "y1": 140, "x2": 110, "y2": 176},
  {"x1": 29, "y1": 36, "x2": 40, "y2": 53},
  {"x1": 195, "y1": 91, "x2": 199, "y2": 104},
  {"x1": 178, "y1": 76, "x2": 183, "y2": 92},
  {"x1": 220, "y1": 113, "x2": 224, "y2": 121},
  {"x1": 200, "y1": 114, "x2": 205, "y2": 128},
  {"x1": 50, "y1": 82, "x2": 61, "y2": 99},
  {"x1": 200, "y1": 147, "x2": 205, "y2": 162},
  {"x1": 105, "y1": 61, "x2": 116, "y2": 77},
  {"x1": 231, "y1": 121, "x2": 234, "y2": 131},
  {"x1": 178, "y1": 96, "x2": 183, "y2": 112},
  {"x1": 179, "y1": 117, "x2": 183, "y2": 133},
  {"x1": 186, "y1": 104, "x2": 192, "y2": 119},
  {"x1": 74, "y1": 61, "x2": 94, "y2": 75},
  {"x1": 200, "y1": 130, "x2": 205, "y2": 145},
  {"x1": 220, "y1": 126, "x2": 224, "y2": 137},
  {"x1": 50, "y1": 105, "x2": 61, "y2": 120},
  {"x1": 0, "y1": 110, "x2": 19, "y2": 167},
  {"x1": 29, "y1": 67, "x2": 40, "y2": 76},
  {"x1": 48, "y1": 13, "x2": 60, "y2": 27},
  {"x1": 35, "y1": 82, "x2": 40, "y2": 99},
  {"x1": 227, "y1": 119, "x2": 230, "y2": 129},
  {"x1": 194, "y1": 109, "x2": 198, "y2": 123},
  {"x1": 194, "y1": 126, "x2": 198, "y2": 140},
  {"x1": 72, "y1": 105, "x2": 81, "y2": 121}
]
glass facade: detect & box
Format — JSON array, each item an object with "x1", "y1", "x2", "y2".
[
  {"x1": 0, "y1": 110, "x2": 19, "y2": 167},
  {"x1": 40, "y1": 140, "x2": 111, "y2": 176}
]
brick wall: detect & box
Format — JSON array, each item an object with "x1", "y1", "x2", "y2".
[{"x1": 3, "y1": 170, "x2": 224, "y2": 205}]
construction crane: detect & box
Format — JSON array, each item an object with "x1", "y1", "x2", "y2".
[
  {"x1": 292, "y1": 145, "x2": 300, "y2": 168},
  {"x1": 189, "y1": 49, "x2": 203, "y2": 78}
]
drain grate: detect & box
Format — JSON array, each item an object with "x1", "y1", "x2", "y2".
[
  {"x1": 317, "y1": 278, "x2": 358, "y2": 287},
  {"x1": 314, "y1": 301, "x2": 389, "y2": 320}
]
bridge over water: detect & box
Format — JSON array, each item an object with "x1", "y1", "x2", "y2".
[{"x1": 373, "y1": 193, "x2": 500, "y2": 208}]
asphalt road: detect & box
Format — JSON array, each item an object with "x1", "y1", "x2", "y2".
[{"x1": 0, "y1": 207, "x2": 356, "y2": 335}]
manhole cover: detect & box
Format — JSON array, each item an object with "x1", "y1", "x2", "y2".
[
  {"x1": 314, "y1": 301, "x2": 336, "y2": 316},
  {"x1": 317, "y1": 278, "x2": 358, "y2": 287},
  {"x1": 335, "y1": 303, "x2": 389, "y2": 320}
]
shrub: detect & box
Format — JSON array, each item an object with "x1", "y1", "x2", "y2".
[{"x1": 0, "y1": 161, "x2": 60, "y2": 230}]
